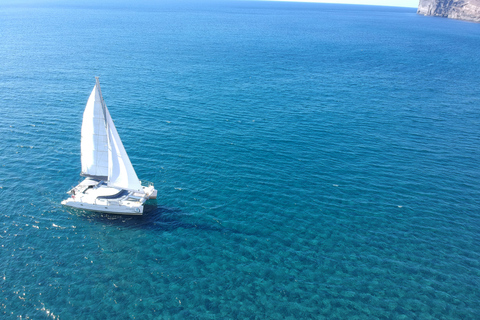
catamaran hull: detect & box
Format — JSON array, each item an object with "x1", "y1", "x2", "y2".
[
  {"x1": 148, "y1": 189, "x2": 158, "y2": 199},
  {"x1": 61, "y1": 198, "x2": 144, "y2": 215},
  {"x1": 62, "y1": 179, "x2": 157, "y2": 215}
]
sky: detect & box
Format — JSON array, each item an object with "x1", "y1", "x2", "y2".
[{"x1": 264, "y1": 0, "x2": 419, "y2": 8}]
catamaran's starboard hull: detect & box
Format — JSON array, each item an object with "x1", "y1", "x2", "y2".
[
  {"x1": 61, "y1": 198, "x2": 144, "y2": 215},
  {"x1": 148, "y1": 189, "x2": 158, "y2": 199}
]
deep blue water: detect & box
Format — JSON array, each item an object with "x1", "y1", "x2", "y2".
[{"x1": 1, "y1": 1, "x2": 480, "y2": 318}]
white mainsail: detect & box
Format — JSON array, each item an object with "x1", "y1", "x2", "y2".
[
  {"x1": 81, "y1": 81, "x2": 109, "y2": 180},
  {"x1": 81, "y1": 78, "x2": 143, "y2": 193}
]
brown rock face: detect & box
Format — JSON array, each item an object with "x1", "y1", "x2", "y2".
[{"x1": 417, "y1": 0, "x2": 480, "y2": 22}]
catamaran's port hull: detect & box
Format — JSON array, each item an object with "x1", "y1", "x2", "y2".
[{"x1": 61, "y1": 199, "x2": 144, "y2": 215}]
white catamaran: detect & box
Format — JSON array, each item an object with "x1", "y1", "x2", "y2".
[{"x1": 62, "y1": 77, "x2": 157, "y2": 215}]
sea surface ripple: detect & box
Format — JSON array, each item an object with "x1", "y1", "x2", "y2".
[{"x1": 1, "y1": 1, "x2": 480, "y2": 319}]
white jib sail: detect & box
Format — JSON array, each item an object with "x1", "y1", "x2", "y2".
[
  {"x1": 81, "y1": 82, "x2": 109, "y2": 180},
  {"x1": 105, "y1": 107, "x2": 143, "y2": 193}
]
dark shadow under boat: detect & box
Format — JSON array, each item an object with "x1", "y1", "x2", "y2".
[{"x1": 72, "y1": 202, "x2": 243, "y2": 235}]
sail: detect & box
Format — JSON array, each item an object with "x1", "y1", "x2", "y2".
[
  {"x1": 81, "y1": 78, "x2": 143, "y2": 193},
  {"x1": 80, "y1": 83, "x2": 109, "y2": 180},
  {"x1": 105, "y1": 107, "x2": 143, "y2": 192}
]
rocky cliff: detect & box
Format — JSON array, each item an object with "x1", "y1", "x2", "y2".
[{"x1": 417, "y1": 0, "x2": 480, "y2": 22}]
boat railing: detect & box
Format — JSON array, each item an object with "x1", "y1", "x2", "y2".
[{"x1": 141, "y1": 180, "x2": 154, "y2": 187}]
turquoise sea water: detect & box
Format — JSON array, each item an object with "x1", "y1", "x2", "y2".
[{"x1": 1, "y1": 1, "x2": 480, "y2": 318}]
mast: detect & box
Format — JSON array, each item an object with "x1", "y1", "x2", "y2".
[{"x1": 95, "y1": 76, "x2": 109, "y2": 132}]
